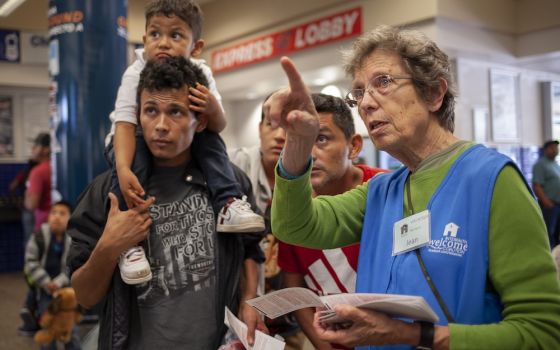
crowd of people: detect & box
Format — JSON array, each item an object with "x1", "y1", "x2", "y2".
[{"x1": 6, "y1": 0, "x2": 560, "y2": 349}]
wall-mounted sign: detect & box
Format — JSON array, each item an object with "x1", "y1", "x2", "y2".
[
  {"x1": 489, "y1": 69, "x2": 520, "y2": 142},
  {"x1": 0, "y1": 96, "x2": 14, "y2": 156},
  {"x1": 0, "y1": 29, "x2": 20, "y2": 63},
  {"x1": 542, "y1": 81, "x2": 560, "y2": 142},
  {"x1": 21, "y1": 32, "x2": 49, "y2": 64},
  {"x1": 211, "y1": 7, "x2": 362, "y2": 74}
]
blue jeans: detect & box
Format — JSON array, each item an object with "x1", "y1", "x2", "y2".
[
  {"x1": 23, "y1": 287, "x2": 39, "y2": 315},
  {"x1": 192, "y1": 130, "x2": 241, "y2": 213},
  {"x1": 21, "y1": 208, "x2": 35, "y2": 249},
  {"x1": 540, "y1": 203, "x2": 560, "y2": 248},
  {"x1": 105, "y1": 129, "x2": 241, "y2": 213}
]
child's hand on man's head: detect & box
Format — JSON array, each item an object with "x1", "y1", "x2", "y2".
[
  {"x1": 188, "y1": 83, "x2": 218, "y2": 115},
  {"x1": 188, "y1": 83, "x2": 226, "y2": 132},
  {"x1": 117, "y1": 167, "x2": 147, "y2": 209}
]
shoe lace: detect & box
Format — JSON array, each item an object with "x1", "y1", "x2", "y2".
[
  {"x1": 230, "y1": 195, "x2": 253, "y2": 213},
  {"x1": 124, "y1": 246, "x2": 144, "y2": 262}
]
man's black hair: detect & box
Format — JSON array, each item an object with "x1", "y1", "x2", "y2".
[
  {"x1": 259, "y1": 92, "x2": 356, "y2": 139},
  {"x1": 52, "y1": 200, "x2": 72, "y2": 213},
  {"x1": 260, "y1": 91, "x2": 276, "y2": 122},
  {"x1": 543, "y1": 140, "x2": 559, "y2": 149},
  {"x1": 136, "y1": 56, "x2": 208, "y2": 118},
  {"x1": 145, "y1": 0, "x2": 203, "y2": 42},
  {"x1": 33, "y1": 133, "x2": 51, "y2": 148},
  {"x1": 311, "y1": 93, "x2": 355, "y2": 139}
]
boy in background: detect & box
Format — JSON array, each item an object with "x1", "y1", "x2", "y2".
[
  {"x1": 19, "y1": 201, "x2": 75, "y2": 344},
  {"x1": 106, "y1": 0, "x2": 263, "y2": 285}
]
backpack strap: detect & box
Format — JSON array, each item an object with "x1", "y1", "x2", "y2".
[
  {"x1": 23, "y1": 230, "x2": 46, "y2": 288},
  {"x1": 35, "y1": 230, "x2": 46, "y2": 261}
]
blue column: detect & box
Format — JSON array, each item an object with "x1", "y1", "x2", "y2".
[{"x1": 48, "y1": 0, "x2": 128, "y2": 205}]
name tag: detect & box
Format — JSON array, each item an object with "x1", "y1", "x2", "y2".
[{"x1": 392, "y1": 210, "x2": 431, "y2": 256}]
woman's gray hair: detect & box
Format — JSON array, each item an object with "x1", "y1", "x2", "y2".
[{"x1": 342, "y1": 25, "x2": 457, "y2": 132}]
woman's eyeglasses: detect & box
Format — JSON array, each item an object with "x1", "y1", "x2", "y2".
[{"x1": 345, "y1": 74, "x2": 412, "y2": 107}]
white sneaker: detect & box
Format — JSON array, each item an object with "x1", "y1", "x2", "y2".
[
  {"x1": 217, "y1": 196, "x2": 265, "y2": 233},
  {"x1": 119, "y1": 246, "x2": 152, "y2": 285}
]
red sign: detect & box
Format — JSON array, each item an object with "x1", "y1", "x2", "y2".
[{"x1": 211, "y1": 7, "x2": 362, "y2": 74}]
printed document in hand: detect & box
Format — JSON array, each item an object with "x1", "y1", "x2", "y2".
[
  {"x1": 224, "y1": 307, "x2": 285, "y2": 350},
  {"x1": 246, "y1": 287, "x2": 439, "y2": 324}
]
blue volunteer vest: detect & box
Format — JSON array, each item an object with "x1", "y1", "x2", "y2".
[{"x1": 355, "y1": 145, "x2": 529, "y2": 350}]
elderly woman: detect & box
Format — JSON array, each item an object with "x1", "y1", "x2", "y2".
[{"x1": 266, "y1": 25, "x2": 560, "y2": 350}]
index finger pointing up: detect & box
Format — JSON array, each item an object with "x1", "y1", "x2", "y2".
[{"x1": 281, "y1": 56, "x2": 306, "y2": 93}]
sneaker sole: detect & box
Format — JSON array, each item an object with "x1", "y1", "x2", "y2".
[
  {"x1": 120, "y1": 270, "x2": 153, "y2": 285},
  {"x1": 217, "y1": 222, "x2": 265, "y2": 233}
]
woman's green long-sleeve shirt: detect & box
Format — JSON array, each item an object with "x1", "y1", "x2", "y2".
[{"x1": 272, "y1": 144, "x2": 560, "y2": 349}]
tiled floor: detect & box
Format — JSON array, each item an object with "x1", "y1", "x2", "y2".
[
  {"x1": 0, "y1": 272, "x2": 96, "y2": 350},
  {"x1": 0, "y1": 272, "x2": 316, "y2": 350},
  {"x1": 0, "y1": 272, "x2": 42, "y2": 350}
]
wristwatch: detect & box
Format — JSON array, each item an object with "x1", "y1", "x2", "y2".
[{"x1": 415, "y1": 321, "x2": 434, "y2": 350}]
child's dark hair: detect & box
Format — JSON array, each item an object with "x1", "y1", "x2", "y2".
[
  {"x1": 136, "y1": 56, "x2": 209, "y2": 118},
  {"x1": 260, "y1": 91, "x2": 277, "y2": 122},
  {"x1": 145, "y1": 0, "x2": 203, "y2": 42},
  {"x1": 53, "y1": 200, "x2": 72, "y2": 213}
]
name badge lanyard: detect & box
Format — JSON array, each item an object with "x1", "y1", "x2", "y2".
[{"x1": 406, "y1": 175, "x2": 456, "y2": 323}]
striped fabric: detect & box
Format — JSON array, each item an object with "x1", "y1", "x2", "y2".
[{"x1": 24, "y1": 223, "x2": 71, "y2": 290}]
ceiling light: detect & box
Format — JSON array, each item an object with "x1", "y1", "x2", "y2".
[
  {"x1": 313, "y1": 78, "x2": 327, "y2": 86},
  {"x1": 246, "y1": 91, "x2": 258, "y2": 99},
  {"x1": 321, "y1": 85, "x2": 342, "y2": 98},
  {"x1": 0, "y1": 0, "x2": 26, "y2": 17}
]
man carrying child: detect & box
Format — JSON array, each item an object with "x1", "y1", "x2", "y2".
[
  {"x1": 68, "y1": 56, "x2": 264, "y2": 350},
  {"x1": 106, "y1": 0, "x2": 263, "y2": 286}
]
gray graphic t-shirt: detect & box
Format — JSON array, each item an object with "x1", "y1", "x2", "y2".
[{"x1": 131, "y1": 164, "x2": 218, "y2": 349}]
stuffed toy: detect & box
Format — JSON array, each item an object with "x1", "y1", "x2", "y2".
[{"x1": 34, "y1": 287, "x2": 82, "y2": 346}]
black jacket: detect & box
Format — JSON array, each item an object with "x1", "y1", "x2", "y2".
[{"x1": 66, "y1": 162, "x2": 264, "y2": 350}]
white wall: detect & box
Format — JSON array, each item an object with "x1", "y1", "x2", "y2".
[
  {"x1": 0, "y1": 86, "x2": 49, "y2": 162},
  {"x1": 0, "y1": 60, "x2": 49, "y2": 88},
  {"x1": 455, "y1": 57, "x2": 560, "y2": 146},
  {"x1": 221, "y1": 99, "x2": 263, "y2": 150}
]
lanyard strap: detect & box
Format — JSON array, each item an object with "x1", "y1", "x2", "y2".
[{"x1": 406, "y1": 176, "x2": 456, "y2": 323}]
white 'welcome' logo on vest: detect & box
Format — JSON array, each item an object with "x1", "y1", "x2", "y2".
[
  {"x1": 428, "y1": 222, "x2": 468, "y2": 257},
  {"x1": 443, "y1": 223, "x2": 459, "y2": 237}
]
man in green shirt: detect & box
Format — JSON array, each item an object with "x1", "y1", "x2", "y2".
[{"x1": 532, "y1": 139, "x2": 560, "y2": 247}]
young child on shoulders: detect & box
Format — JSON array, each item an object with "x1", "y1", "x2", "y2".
[{"x1": 106, "y1": 0, "x2": 264, "y2": 285}]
